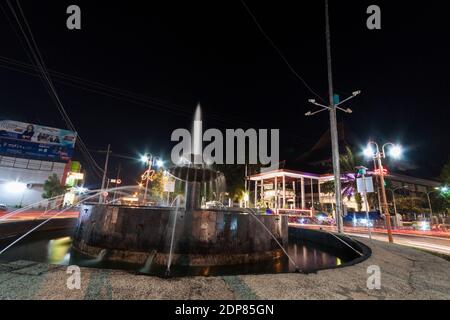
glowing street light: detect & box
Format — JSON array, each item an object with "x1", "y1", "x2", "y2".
[
  {"x1": 389, "y1": 145, "x2": 403, "y2": 159},
  {"x1": 6, "y1": 181, "x2": 27, "y2": 193},
  {"x1": 363, "y1": 145, "x2": 375, "y2": 158},
  {"x1": 155, "y1": 159, "x2": 164, "y2": 168},
  {"x1": 140, "y1": 155, "x2": 150, "y2": 163}
]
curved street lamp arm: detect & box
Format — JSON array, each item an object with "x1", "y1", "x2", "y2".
[{"x1": 381, "y1": 142, "x2": 395, "y2": 158}]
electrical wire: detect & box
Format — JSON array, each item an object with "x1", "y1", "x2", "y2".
[
  {"x1": 0, "y1": 56, "x2": 318, "y2": 144},
  {"x1": 240, "y1": 0, "x2": 326, "y2": 104},
  {"x1": 5, "y1": 0, "x2": 105, "y2": 176}
]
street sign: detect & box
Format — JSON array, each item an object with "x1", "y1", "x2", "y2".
[
  {"x1": 357, "y1": 176, "x2": 374, "y2": 193},
  {"x1": 163, "y1": 180, "x2": 175, "y2": 192}
]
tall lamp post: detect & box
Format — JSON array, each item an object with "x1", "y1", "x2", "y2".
[
  {"x1": 422, "y1": 186, "x2": 448, "y2": 228},
  {"x1": 141, "y1": 154, "x2": 164, "y2": 205},
  {"x1": 387, "y1": 186, "x2": 408, "y2": 228},
  {"x1": 363, "y1": 141, "x2": 403, "y2": 243}
]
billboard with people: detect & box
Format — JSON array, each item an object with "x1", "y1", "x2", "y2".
[{"x1": 0, "y1": 120, "x2": 77, "y2": 162}]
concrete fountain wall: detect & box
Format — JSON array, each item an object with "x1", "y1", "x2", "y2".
[{"x1": 72, "y1": 204, "x2": 288, "y2": 267}]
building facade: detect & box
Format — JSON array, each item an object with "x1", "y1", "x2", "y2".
[
  {"x1": 246, "y1": 168, "x2": 441, "y2": 217},
  {"x1": 0, "y1": 120, "x2": 80, "y2": 208}
]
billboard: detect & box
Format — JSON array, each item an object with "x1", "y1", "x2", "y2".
[{"x1": 0, "y1": 120, "x2": 77, "y2": 162}]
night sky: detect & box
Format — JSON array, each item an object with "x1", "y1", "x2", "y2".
[{"x1": 0, "y1": 1, "x2": 449, "y2": 186}]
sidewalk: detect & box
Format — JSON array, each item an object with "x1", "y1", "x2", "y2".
[{"x1": 0, "y1": 237, "x2": 449, "y2": 299}]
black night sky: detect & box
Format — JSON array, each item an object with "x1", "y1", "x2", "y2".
[{"x1": 0, "y1": 1, "x2": 449, "y2": 186}]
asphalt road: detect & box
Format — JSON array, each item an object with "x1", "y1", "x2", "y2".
[
  {"x1": 291, "y1": 223, "x2": 450, "y2": 256},
  {"x1": 346, "y1": 231, "x2": 450, "y2": 256}
]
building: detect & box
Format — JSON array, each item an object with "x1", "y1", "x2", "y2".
[
  {"x1": 0, "y1": 120, "x2": 82, "y2": 208},
  {"x1": 246, "y1": 168, "x2": 441, "y2": 218},
  {"x1": 246, "y1": 124, "x2": 443, "y2": 218}
]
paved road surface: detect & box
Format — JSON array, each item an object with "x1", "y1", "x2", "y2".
[
  {"x1": 292, "y1": 223, "x2": 450, "y2": 255},
  {"x1": 0, "y1": 210, "x2": 79, "y2": 222},
  {"x1": 346, "y1": 231, "x2": 450, "y2": 255}
]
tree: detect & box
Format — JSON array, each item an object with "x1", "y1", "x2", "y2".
[
  {"x1": 440, "y1": 157, "x2": 450, "y2": 185},
  {"x1": 42, "y1": 174, "x2": 67, "y2": 199},
  {"x1": 322, "y1": 146, "x2": 364, "y2": 211},
  {"x1": 438, "y1": 158, "x2": 450, "y2": 212},
  {"x1": 213, "y1": 163, "x2": 262, "y2": 202},
  {"x1": 394, "y1": 195, "x2": 424, "y2": 214}
]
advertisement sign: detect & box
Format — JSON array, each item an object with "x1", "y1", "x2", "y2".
[{"x1": 0, "y1": 120, "x2": 77, "y2": 162}]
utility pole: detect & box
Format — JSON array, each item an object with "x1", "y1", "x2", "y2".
[
  {"x1": 112, "y1": 162, "x2": 122, "y2": 203},
  {"x1": 325, "y1": 0, "x2": 343, "y2": 233},
  {"x1": 305, "y1": 0, "x2": 360, "y2": 234},
  {"x1": 99, "y1": 144, "x2": 111, "y2": 204}
]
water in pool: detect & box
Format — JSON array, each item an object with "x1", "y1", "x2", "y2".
[{"x1": 0, "y1": 228, "x2": 350, "y2": 277}]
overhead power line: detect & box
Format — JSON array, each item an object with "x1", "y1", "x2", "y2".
[
  {"x1": 4, "y1": 0, "x2": 105, "y2": 177},
  {"x1": 0, "y1": 55, "x2": 318, "y2": 143},
  {"x1": 240, "y1": 0, "x2": 326, "y2": 104}
]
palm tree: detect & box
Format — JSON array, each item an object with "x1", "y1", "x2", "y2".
[
  {"x1": 42, "y1": 174, "x2": 67, "y2": 199},
  {"x1": 322, "y1": 146, "x2": 364, "y2": 211}
]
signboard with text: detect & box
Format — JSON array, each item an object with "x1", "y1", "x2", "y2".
[
  {"x1": 357, "y1": 176, "x2": 374, "y2": 194},
  {"x1": 0, "y1": 120, "x2": 77, "y2": 162}
]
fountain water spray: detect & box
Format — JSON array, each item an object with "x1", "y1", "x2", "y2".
[
  {"x1": 192, "y1": 103, "x2": 203, "y2": 165},
  {"x1": 0, "y1": 185, "x2": 138, "y2": 256}
]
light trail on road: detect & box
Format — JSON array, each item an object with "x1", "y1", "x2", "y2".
[{"x1": 290, "y1": 223, "x2": 450, "y2": 256}]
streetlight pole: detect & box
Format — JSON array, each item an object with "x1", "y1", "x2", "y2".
[
  {"x1": 426, "y1": 191, "x2": 433, "y2": 226},
  {"x1": 141, "y1": 154, "x2": 164, "y2": 205},
  {"x1": 424, "y1": 188, "x2": 445, "y2": 228},
  {"x1": 364, "y1": 141, "x2": 402, "y2": 243},
  {"x1": 143, "y1": 154, "x2": 153, "y2": 205},
  {"x1": 112, "y1": 163, "x2": 121, "y2": 203},
  {"x1": 99, "y1": 144, "x2": 111, "y2": 204},
  {"x1": 372, "y1": 158, "x2": 382, "y2": 212},
  {"x1": 387, "y1": 186, "x2": 408, "y2": 228},
  {"x1": 376, "y1": 149, "x2": 393, "y2": 243}
]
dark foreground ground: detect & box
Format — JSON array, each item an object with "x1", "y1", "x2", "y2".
[{"x1": 0, "y1": 237, "x2": 449, "y2": 300}]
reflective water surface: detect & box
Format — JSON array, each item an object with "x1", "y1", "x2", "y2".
[{"x1": 0, "y1": 228, "x2": 350, "y2": 276}]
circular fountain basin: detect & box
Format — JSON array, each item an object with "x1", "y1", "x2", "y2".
[{"x1": 71, "y1": 204, "x2": 288, "y2": 268}]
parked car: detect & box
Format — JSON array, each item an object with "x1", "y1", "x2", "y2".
[{"x1": 0, "y1": 204, "x2": 7, "y2": 212}]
